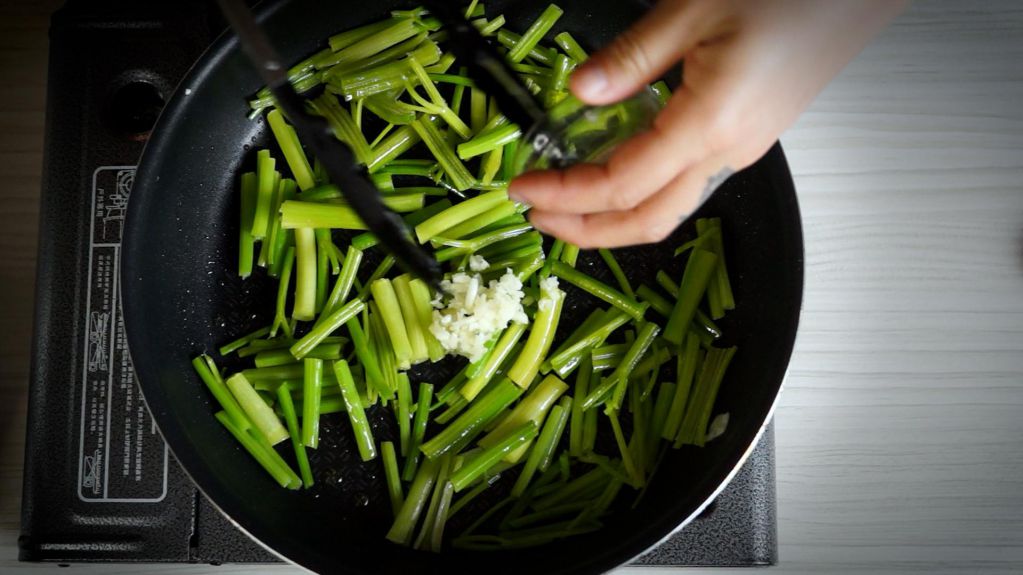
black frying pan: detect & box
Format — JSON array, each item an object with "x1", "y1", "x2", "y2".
[{"x1": 121, "y1": 0, "x2": 804, "y2": 573}]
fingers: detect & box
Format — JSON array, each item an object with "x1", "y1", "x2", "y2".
[
  {"x1": 571, "y1": 0, "x2": 704, "y2": 105},
  {"x1": 527, "y1": 156, "x2": 734, "y2": 248},
  {"x1": 509, "y1": 87, "x2": 715, "y2": 215}
]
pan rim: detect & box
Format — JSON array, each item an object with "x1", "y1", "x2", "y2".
[{"x1": 121, "y1": 0, "x2": 805, "y2": 572}]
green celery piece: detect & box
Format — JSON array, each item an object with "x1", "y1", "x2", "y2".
[
  {"x1": 457, "y1": 124, "x2": 522, "y2": 160},
  {"x1": 300, "y1": 358, "x2": 323, "y2": 448},
  {"x1": 663, "y1": 249, "x2": 718, "y2": 345},
  {"x1": 251, "y1": 150, "x2": 276, "y2": 239},
  {"x1": 290, "y1": 298, "x2": 367, "y2": 360},
  {"x1": 226, "y1": 373, "x2": 289, "y2": 446},
  {"x1": 554, "y1": 31, "x2": 588, "y2": 62},
  {"x1": 218, "y1": 326, "x2": 271, "y2": 357},
  {"x1": 676, "y1": 346, "x2": 737, "y2": 447},
  {"x1": 381, "y1": 441, "x2": 404, "y2": 516},
  {"x1": 496, "y1": 30, "x2": 555, "y2": 66},
  {"x1": 266, "y1": 109, "x2": 316, "y2": 191},
  {"x1": 408, "y1": 278, "x2": 446, "y2": 362},
  {"x1": 215, "y1": 411, "x2": 300, "y2": 489},
  {"x1": 392, "y1": 274, "x2": 429, "y2": 364},
  {"x1": 461, "y1": 322, "x2": 527, "y2": 401},
  {"x1": 697, "y1": 217, "x2": 736, "y2": 317},
  {"x1": 549, "y1": 261, "x2": 646, "y2": 321},
  {"x1": 507, "y1": 5, "x2": 562, "y2": 64},
  {"x1": 396, "y1": 371, "x2": 413, "y2": 456},
  {"x1": 415, "y1": 190, "x2": 507, "y2": 242},
  {"x1": 368, "y1": 124, "x2": 422, "y2": 172},
  {"x1": 292, "y1": 228, "x2": 317, "y2": 321},
  {"x1": 308, "y1": 94, "x2": 373, "y2": 166},
  {"x1": 237, "y1": 172, "x2": 257, "y2": 278},
  {"x1": 420, "y1": 378, "x2": 525, "y2": 459},
  {"x1": 316, "y1": 17, "x2": 421, "y2": 69},
  {"x1": 598, "y1": 248, "x2": 635, "y2": 298},
  {"x1": 364, "y1": 91, "x2": 417, "y2": 125},
  {"x1": 410, "y1": 116, "x2": 476, "y2": 191},
  {"x1": 327, "y1": 18, "x2": 395, "y2": 53},
  {"x1": 402, "y1": 382, "x2": 434, "y2": 481},
  {"x1": 320, "y1": 246, "x2": 362, "y2": 322},
  {"x1": 386, "y1": 457, "x2": 440, "y2": 545},
  {"x1": 334, "y1": 359, "x2": 377, "y2": 461},
  {"x1": 276, "y1": 385, "x2": 314, "y2": 488},
  {"x1": 450, "y1": 422, "x2": 538, "y2": 492},
  {"x1": 370, "y1": 278, "x2": 414, "y2": 370},
  {"x1": 280, "y1": 201, "x2": 366, "y2": 230},
  {"x1": 506, "y1": 284, "x2": 565, "y2": 387},
  {"x1": 662, "y1": 331, "x2": 700, "y2": 440}
]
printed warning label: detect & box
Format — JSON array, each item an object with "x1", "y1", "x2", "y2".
[{"x1": 78, "y1": 166, "x2": 168, "y2": 502}]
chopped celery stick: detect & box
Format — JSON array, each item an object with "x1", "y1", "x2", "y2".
[
  {"x1": 554, "y1": 31, "x2": 587, "y2": 62},
  {"x1": 415, "y1": 190, "x2": 507, "y2": 242},
  {"x1": 219, "y1": 325, "x2": 270, "y2": 357},
  {"x1": 334, "y1": 359, "x2": 377, "y2": 461},
  {"x1": 320, "y1": 246, "x2": 362, "y2": 321},
  {"x1": 457, "y1": 124, "x2": 522, "y2": 160},
  {"x1": 550, "y1": 261, "x2": 646, "y2": 321},
  {"x1": 396, "y1": 372, "x2": 413, "y2": 455},
  {"x1": 251, "y1": 150, "x2": 276, "y2": 239},
  {"x1": 496, "y1": 30, "x2": 555, "y2": 66},
  {"x1": 420, "y1": 378, "x2": 525, "y2": 459},
  {"x1": 676, "y1": 346, "x2": 737, "y2": 447},
  {"x1": 393, "y1": 274, "x2": 429, "y2": 364},
  {"x1": 636, "y1": 284, "x2": 671, "y2": 317},
  {"x1": 382, "y1": 441, "x2": 404, "y2": 516},
  {"x1": 450, "y1": 422, "x2": 538, "y2": 492},
  {"x1": 293, "y1": 228, "x2": 317, "y2": 321},
  {"x1": 300, "y1": 358, "x2": 323, "y2": 448},
  {"x1": 226, "y1": 373, "x2": 289, "y2": 446},
  {"x1": 663, "y1": 249, "x2": 718, "y2": 345},
  {"x1": 290, "y1": 298, "x2": 366, "y2": 360},
  {"x1": 254, "y1": 343, "x2": 340, "y2": 368},
  {"x1": 461, "y1": 322, "x2": 527, "y2": 401},
  {"x1": 409, "y1": 278, "x2": 446, "y2": 362},
  {"x1": 597, "y1": 248, "x2": 635, "y2": 298},
  {"x1": 308, "y1": 94, "x2": 373, "y2": 165},
  {"x1": 506, "y1": 282, "x2": 565, "y2": 387},
  {"x1": 369, "y1": 125, "x2": 422, "y2": 173},
  {"x1": 193, "y1": 355, "x2": 249, "y2": 432},
  {"x1": 280, "y1": 201, "x2": 366, "y2": 230},
  {"x1": 277, "y1": 385, "x2": 314, "y2": 488},
  {"x1": 503, "y1": 4, "x2": 560, "y2": 63},
  {"x1": 662, "y1": 331, "x2": 700, "y2": 440},
  {"x1": 316, "y1": 18, "x2": 421, "y2": 69},
  {"x1": 215, "y1": 411, "x2": 300, "y2": 489},
  {"x1": 238, "y1": 172, "x2": 257, "y2": 278},
  {"x1": 327, "y1": 18, "x2": 394, "y2": 53},
  {"x1": 650, "y1": 80, "x2": 672, "y2": 106},
  {"x1": 386, "y1": 457, "x2": 440, "y2": 545},
  {"x1": 410, "y1": 116, "x2": 476, "y2": 191},
  {"x1": 403, "y1": 382, "x2": 434, "y2": 481},
  {"x1": 266, "y1": 109, "x2": 315, "y2": 191},
  {"x1": 371, "y1": 278, "x2": 414, "y2": 370}
]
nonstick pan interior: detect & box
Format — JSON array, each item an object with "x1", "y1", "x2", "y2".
[{"x1": 121, "y1": 0, "x2": 804, "y2": 573}]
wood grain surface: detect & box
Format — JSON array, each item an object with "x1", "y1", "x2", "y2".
[{"x1": 1, "y1": 1, "x2": 1021, "y2": 574}]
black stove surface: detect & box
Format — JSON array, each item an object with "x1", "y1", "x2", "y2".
[{"x1": 20, "y1": 0, "x2": 777, "y2": 568}]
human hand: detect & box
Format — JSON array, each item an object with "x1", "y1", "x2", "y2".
[{"x1": 509, "y1": 0, "x2": 907, "y2": 248}]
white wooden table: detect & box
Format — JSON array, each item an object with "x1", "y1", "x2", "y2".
[{"x1": 2, "y1": 1, "x2": 1022, "y2": 573}]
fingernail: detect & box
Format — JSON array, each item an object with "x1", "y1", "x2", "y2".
[{"x1": 573, "y1": 63, "x2": 608, "y2": 101}]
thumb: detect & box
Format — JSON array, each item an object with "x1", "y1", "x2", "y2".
[{"x1": 571, "y1": 0, "x2": 704, "y2": 105}]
